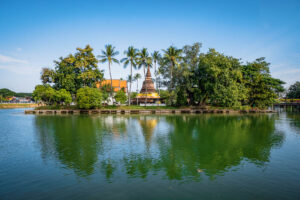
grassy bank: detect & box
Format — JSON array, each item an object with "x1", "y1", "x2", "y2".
[
  {"x1": 34, "y1": 105, "x2": 258, "y2": 111},
  {"x1": 0, "y1": 103, "x2": 38, "y2": 109},
  {"x1": 35, "y1": 105, "x2": 180, "y2": 110}
]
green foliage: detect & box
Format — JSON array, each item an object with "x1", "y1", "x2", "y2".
[
  {"x1": 0, "y1": 88, "x2": 16, "y2": 97},
  {"x1": 130, "y1": 92, "x2": 137, "y2": 99},
  {"x1": 160, "y1": 46, "x2": 183, "y2": 90},
  {"x1": 76, "y1": 87, "x2": 102, "y2": 109},
  {"x1": 121, "y1": 46, "x2": 138, "y2": 105},
  {"x1": 98, "y1": 44, "x2": 119, "y2": 94},
  {"x1": 114, "y1": 89, "x2": 128, "y2": 104},
  {"x1": 242, "y1": 58, "x2": 285, "y2": 108},
  {"x1": 33, "y1": 85, "x2": 55, "y2": 105},
  {"x1": 41, "y1": 68, "x2": 55, "y2": 84},
  {"x1": 54, "y1": 89, "x2": 72, "y2": 105},
  {"x1": 51, "y1": 45, "x2": 103, "y2": 94},
  {"x1": 0, "y1": 88, "x2": 32, "y2": 98},
  {"x1": 33, "y1": 85, "x2": 72, "y2": 105},
  {"x1": 286, "y1": 81, "x2": 300, "y2": 99},
  {"x1": 158, "y1": 43, "x2": 285, "y2": 108},
  {"x1": 14, "y1": 93, "x2": 32, "y2": 97},
  {"x1": 159, "y1": 90, "x2": 176, "y2": 106}
]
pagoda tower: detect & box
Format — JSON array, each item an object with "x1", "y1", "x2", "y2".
[{"x1": 132, "y1": 66, "x2": 160, "y2": 105}]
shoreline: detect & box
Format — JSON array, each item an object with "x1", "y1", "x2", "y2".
[
  {"x1": 25, "y1": 108, "x2": 276, "y2": 115},
  {"x1": 0, "y1": 103, "x2": 38, "y2": 109}
]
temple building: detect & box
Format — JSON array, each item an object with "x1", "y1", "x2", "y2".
[
  {"x1": 132, "y1": 66, "x2": 161, "y2": 105},
  {"x1": 96, "y1": 79, "x2": 127, "y2": 93}
]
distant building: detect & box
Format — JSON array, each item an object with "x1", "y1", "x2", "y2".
[{"x1": 96, "y1": 79, "x2": 127, "y2": 93}]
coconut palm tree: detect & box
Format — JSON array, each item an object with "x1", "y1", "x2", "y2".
[
  {"x1": 152, "y1": 51, "x2": 161, "y2": 90},
  {"x1": 162, "y1": 46, "x2": 182, "y2": 90},
  {"x1": 121, "y1": 46, "x2": 138, "y2": 106},
  {"x1": 137, "y1": 48, "x2": 149, "y2": 79},
  {"x1": 134, "y1": 73, "x2": 141, "y2": 105},
  {"x1": 98, "y1": 44, "x2": 119, "y2": 95},
  {"x1": 134, "y1": 73, "x2": 142, "y2": 92}
]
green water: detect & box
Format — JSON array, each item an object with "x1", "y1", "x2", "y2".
[{"x1": 1, "y1": 109, "x2": 300, "y2": 200}]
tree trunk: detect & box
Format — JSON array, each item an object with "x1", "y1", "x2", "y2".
[
  {"x1": 145, "y1": 65, "x2": 148, "y2": 107},
  {"x1": 170, "y1": 63, "x2": 173, "y2": 91},
  {"x1": 129, "y1": 63, "x2": 132, "y2": 106},
  {"x1": 137, "y1": 79, "x2": 139, "y2": 105},
  {"x1": 109, "y1": 62, "x2": 113, "y2": 96},
  {"x1": 154, "y1": 61, "x2": 157, "y2": 91}
]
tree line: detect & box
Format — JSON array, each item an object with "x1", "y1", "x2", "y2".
[{"x1": 34, "y1": 43, "x2": 288, "y2": 109}]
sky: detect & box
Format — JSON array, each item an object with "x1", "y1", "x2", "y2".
[{"x1": 0, "y1": 0, "x2": 299, "y2": 92}]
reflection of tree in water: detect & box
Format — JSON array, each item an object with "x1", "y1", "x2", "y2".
[
  {"x1": 35, "y1": 115, "x2": 104, "y2": 177},
  {"x1": 34, "y1": 114, "x2": 284, "y2": 181},
  {"x1": 121, "y1": 115, "x2": 284, "y2": 181},
  {"x1": 35, "y1": 115, "x2": 129, "y2": 178},
  {"x1": 286, "y1": 112, "x2": 300, "y2": 133},
  {"x1": 155, "y1": 115, "x2": 284, "y2": 180}
]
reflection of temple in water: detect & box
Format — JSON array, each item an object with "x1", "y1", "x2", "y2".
[{"x1": 138, "y1": 116, "x2": 158, "y2": 147}]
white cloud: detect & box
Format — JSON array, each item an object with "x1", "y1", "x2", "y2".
[
  {"x1": 272, "y1": 68, "x2": 300, "y2": 76},
  {"x1": 0, "y1": 64, "x2": 39, "y2": 75},
  {"x1": 0, "y1": 54, "x2": 28, "y2": 64}
]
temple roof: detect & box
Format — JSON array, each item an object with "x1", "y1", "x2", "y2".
[{"x1": 140, "y1": 66, "x2": 156, "y2": 94}]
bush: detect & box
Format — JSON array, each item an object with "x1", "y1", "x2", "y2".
[
  {"x1": 76, "y1": 87, "x2": 102, "y2": 109},
  {"x1": 54, "y1": 89, "x2": 72, "y2": 105},
  {"x1": 33, "y1": 85, "x2": 72, "y2": 106},
  {"x1": 33, "y1": 85, "x2": 55, "y2": 105},
  {"x1": 114, "y1": 89, "x2": 127, "y2": 104}
]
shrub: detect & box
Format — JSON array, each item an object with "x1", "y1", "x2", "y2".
[
  {"x1": 76, "y1": 87, "x2": 102, "y2": 109},
  {"x1": 114, "y1": 89, "x2": 127, "y2": 104},
  {"x1": 54, "y1": 89, "x2": 72, "y2": 105}
]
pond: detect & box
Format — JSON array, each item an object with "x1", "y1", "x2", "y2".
[{"x1": 1, "y1": 109, "x2": 300, "y2": 199}]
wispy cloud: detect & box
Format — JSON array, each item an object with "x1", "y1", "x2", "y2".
[
  {"x1": 0, "y1": 54, "x2": 28, "y2": 64},
  {"x1": 273, "y1": 68, "x2": 300, "y2": 76},
  {"x1": 0, "y1": 64, "x2": 39, "y2": 75}
]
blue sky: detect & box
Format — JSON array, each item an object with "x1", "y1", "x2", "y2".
[{"x1": 0, "y1": 0, "x2": 299, "y2": 92}]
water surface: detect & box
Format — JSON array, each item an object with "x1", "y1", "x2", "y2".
[{"x1": 1, "y1": 109, "x2": 300, "y2": 199}]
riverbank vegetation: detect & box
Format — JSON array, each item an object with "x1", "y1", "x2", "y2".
[{"x1": 32, "y1": 43, "x2": 285, "y2": 110}]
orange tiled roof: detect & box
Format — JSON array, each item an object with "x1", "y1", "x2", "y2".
[{"x1": 96, "y1": 79, "x2": 127, "y2": 92}]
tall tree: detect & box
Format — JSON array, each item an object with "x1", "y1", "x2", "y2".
[
  {"x1": 286, "y1": 81, "x2": 300, "y2": 99},
  {"x1": 134, "y1": 73, "x2": 141, "y2": 105},
  {"x1": 138, "y1": 48, "x2": 149, "y2": 78},
  {"x1": 134, "y1": 73, "x2": 142, "y2": 92},
  {"x1": 52, "y1": 45, "x2": 103, "y2": 95},
  {"x1": 242, "y1": 57, "x2": 285, "y2": 108},
  {"x1": 98, "y1": 44, "x2": 119, "y2": 95},
  {"x1": 121, "y1": 46, "x2": 138, "y2": 105},
  {"x1": 152, "y1": 51, "x2": 161, "y2": 90},
  {"x1": 161, "y1": 46, "x2": 183, "y2": 90},
  {"x1": 41, "y1": 68, "x2": 55, "y2": 84}
]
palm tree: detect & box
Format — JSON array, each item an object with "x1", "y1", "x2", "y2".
[
  {"x1": 162, "y1": 46, "x2": 182, "y2": 90},
  {"x1": 134, "y1": 73, "x2": 142, "y2": 92},
  {"x1": 134, "y1": 73, "x2": 141, "y2": 105},
  {"x1": 98, "y1": 44, "x2": 119, "y2": 95},
  {"x1": 138, "y1": 48, "x2": 149, "y2": 79},
  {"x1": 152, "y1": 51, "x2": 161, "y2": 90},
  {"x1": 121, "y1": 46, "x2": 138, "y2": 106}
]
